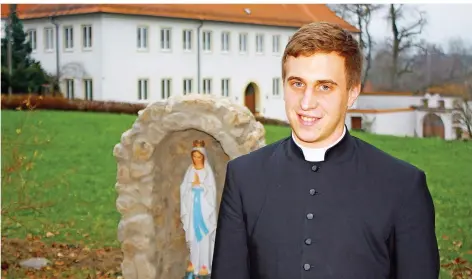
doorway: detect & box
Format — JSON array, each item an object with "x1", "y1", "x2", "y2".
[
  {"x1": 351, "y1": 116, "x2": 362, "y2": 130},
  {"x1": 422, "y1": 113, "x2": 445, "y2": 139},
  {"x1": 244, "y1": 82, "x2": 259, "y2": 115}
]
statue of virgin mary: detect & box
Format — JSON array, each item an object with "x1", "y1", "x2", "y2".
[{"x1": 180, "y1": 139, "x2": 217, "y2": 276}]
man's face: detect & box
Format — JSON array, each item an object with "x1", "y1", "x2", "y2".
[{"x1": 283, "y1": 52, "x2": 360, "y2": 148}]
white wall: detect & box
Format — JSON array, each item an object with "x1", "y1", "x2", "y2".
[
  {"x1": 373, "y1": 111, "x2": 417, "y2": 137},
  {"x1": 100, "y1": 13, "x2": 297, "y2": 119},
  {"x1": 347, "y1": 109, "x2": 458, "y2": 140},
  {"x1": 356, "y1": 95, "x2": 422, "y2": 109},
  {"x1": 20, "y1": 14, "x2": 103, "y2": 99},
  {"x1": 346, "y1": 111, "x2": 417, "y2": 137}
]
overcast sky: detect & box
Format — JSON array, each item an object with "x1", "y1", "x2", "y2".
[{"x1": 368, "y1": 3, "x2": 472, "y2": 51}]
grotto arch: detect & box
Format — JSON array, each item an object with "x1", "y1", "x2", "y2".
[{"x1": 113, "y1": 93, "x2": 266, "y2": 279}]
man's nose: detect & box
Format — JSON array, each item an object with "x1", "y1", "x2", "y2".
[{"x1": 300, "y1": 88, "x2": 317, "y2": 111}]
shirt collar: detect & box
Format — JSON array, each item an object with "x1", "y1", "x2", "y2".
[{"x1": 291, "y1": 126, "x2": 346, "y2": 162}]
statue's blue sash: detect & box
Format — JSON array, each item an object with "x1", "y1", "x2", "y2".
[{"x1": 192, "y1": 187, "x2": 209, "y2": 242}]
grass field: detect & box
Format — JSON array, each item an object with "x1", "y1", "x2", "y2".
[{"x1": 2, "y1": 109, "x2": 472, "y2": 278}]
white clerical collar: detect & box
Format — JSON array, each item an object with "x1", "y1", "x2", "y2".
[{"x1": 292, "y1": 126, "x2": 346, "y2": 162}]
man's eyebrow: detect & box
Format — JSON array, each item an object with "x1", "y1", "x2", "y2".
[
  {"x1": 316, "y1": 80, "x2": 338, "y2": 86},
  {"x1": 287, "y1": 76, "x2": 303, "y2": 82},
  {"x1": 287, "y1": 76, "x2": 338, "y2": 86}
]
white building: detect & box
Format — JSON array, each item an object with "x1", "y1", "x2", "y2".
[
  {"x1": 2, "y1": 4, "x2": 469, "y2": 140},
  {"x1": 0, "y1": 3, "x2": 358, "y2": 122},
  {"x1": 347, "y1": 87, "x2": 471, "y2": 140}
]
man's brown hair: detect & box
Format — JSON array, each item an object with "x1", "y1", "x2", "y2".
[{"x1": 282, "y1": 21, "x2": 363, "y2": 90}]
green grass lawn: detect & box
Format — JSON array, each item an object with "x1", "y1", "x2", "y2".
[{"x1": 2, "y1": 109, "x2": 472, "y2": 275}]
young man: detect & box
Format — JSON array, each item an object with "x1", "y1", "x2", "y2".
[{"x1": 211, "y1": 22, "x2": 440, "y2": 279}]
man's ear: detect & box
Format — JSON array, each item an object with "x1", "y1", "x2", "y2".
[{"x1": 347, "y1": 83, "x2": 361, "y2": 108}]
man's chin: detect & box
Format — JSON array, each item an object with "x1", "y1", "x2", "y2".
[
  {"x1": 293, "y1": 127, "x2": 323, "y2": 143},
  {"x1": 295, "y1": 134, "x2": 322, "y2": 145}
]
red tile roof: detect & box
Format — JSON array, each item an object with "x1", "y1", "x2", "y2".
[
  {"x1": 427, "y1": 82, "x2": 472, "y2": 97},
  {"x1": 348, "y1": 107, "x2": 415, "y2": 114},
  {"x1": 1, "y1": 4, "x2": 359, "y2": 32},
  {"x1": 360, "y1": 91, "x2": 416, "y2": 96}
]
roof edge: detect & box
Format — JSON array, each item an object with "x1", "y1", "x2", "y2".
[
  {"x1": 1, "y1": 4, "x2": 360, "y2": 32},
  {"x1": 348, "y1": 107, "x2": 415, "y2": 114}
]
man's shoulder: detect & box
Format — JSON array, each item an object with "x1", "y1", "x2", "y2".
[
  {"x1": 228, "y1": 137, "x2": 288, "y2": 171},
  {"x1": 353, "y1": 136, "x2": 424, "y2": 176}
]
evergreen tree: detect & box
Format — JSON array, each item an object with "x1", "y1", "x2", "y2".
[{"x1": 1, "y1": 6, "x2": 51, "y2": 94}]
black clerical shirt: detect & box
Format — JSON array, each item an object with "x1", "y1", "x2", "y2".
[{"x1": 212, "y1": 129, "x2": 440, "y2": 279}]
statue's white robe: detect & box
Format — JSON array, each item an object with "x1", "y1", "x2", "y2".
[{"x1": 180, "y1": 162, "x2": 217, "y2": 275}]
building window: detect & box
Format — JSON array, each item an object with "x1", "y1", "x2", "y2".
[
  {"x1": 438, "y1": 100, "x2": 445, "y2": 108},
  {"x1": 256, "y1": 34, "x2": 264, "y2": 53},
  {"x1": 202, "y1": 31, "x2": 212, "y2": 51},
  {"x1": 82, "y1": 25, "x2": 92, "y2": 49},
  {"x1": 272, "y1": 78, "x2": 280, "y2": 96},
  {"x1": 84, "y1": 79, "x2": 93, "y2": 100},
  {"x1": 421, "y1": 98, "x2": 428, "y2": 107},
  {"x1": 183, "y1": 78, "x2": 192, "y2": 95},
  {"x1": 161, "y1": 78, "x2": 171, "y2": 99},
  {"x1": 27, "y1": 29, "x2": 37, "y2": 50},
  {"x1": 64, "y1": 26, "x2": 73, "y2": 50},
  {"x1": 137, "y1": 26, "x2": 148, "y2": 49},
  {"x1": 221, "y1": 78, "x2": 230, "y2": 97},
  {"x1": 44, "y1": 27, "x2": 54, "y2": 50},
  {"x1": 183, "y1": 29, "x2": 192, "y2": 50},
  {"x1": 272, "y1": 35, "x2": 280, "y2": 53},
  {"x1": 239, "y1": 33, "x2": 247, "y2": 52},
  {"x1": 65, "y1": 79, "x2": 74, "y2": 99},
  {"x1": 221, "y1": 31, "x2": 230, "y2": 52},
  {"x1": 160, "y1": 28, "x2": 171, "y2": 50},
  {"x1": 138, "y1": 79, "x2": 149, "y2": 100},
  {"x1": 203, "y1": 78, "x2": 212, "y2": 94}
]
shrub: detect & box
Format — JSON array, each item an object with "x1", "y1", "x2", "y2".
[
  {"x1": 1, "y1": 94, "x2": 146, "y2": 115},
  {"x1": 1, "y1": 94, "x2": 290, "y2": 127}
]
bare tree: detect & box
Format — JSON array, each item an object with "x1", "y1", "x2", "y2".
[
  {"x1": 447, "y1": 38, "x2": 472, "y2": 81},
  {"x1": 387, "y1": 4, "x2": 427, "y2": 89},
  {"x1": 452, "y1": 77, "x2": 472, "y2": 138},
  {"x1": 329, "y1": 4, "x2": 383, "y2": 91}
]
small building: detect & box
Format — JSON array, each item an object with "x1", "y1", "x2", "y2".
[{"x1": 346, "y1": 82, "x2": 471, "y2": 140}]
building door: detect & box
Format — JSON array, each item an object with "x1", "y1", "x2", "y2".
[
  {"x1": 351, "y1": 116, "x2": 362, "y2": 130},
  {"x1": 244, "y1": 82, "x2": 257, "y2": 114},
  {"x1": 423, "y1": 113, "x2": 445, "y2": 139}
]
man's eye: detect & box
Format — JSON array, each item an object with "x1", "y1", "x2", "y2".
[{"x1": 319, "y1": 85, "x2": 331, "y2": 91}]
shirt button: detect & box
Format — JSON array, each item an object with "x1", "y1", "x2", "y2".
[
  {"x1": 305, "y1": 238, "x2": 312, "y2": 245},
  {"x1": 309, "y1": 189, "x2": 317, "y2": 195},
  {"x1": 303, "y1": 263, "x2": 311, "y2": 271},
  {"x1": 306, "y1": 213, "x2": 314, "y2": 219},
  {"x1": 311, "y1": 165, "x2": 319, "y2": 172}
]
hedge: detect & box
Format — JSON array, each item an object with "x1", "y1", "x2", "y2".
[
  {"x1": 1, "y1": 94, "x2": 290, "y2": 127},
  {"x1": 1, "y1": 94, "x2": 145, "y2": 114}
]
